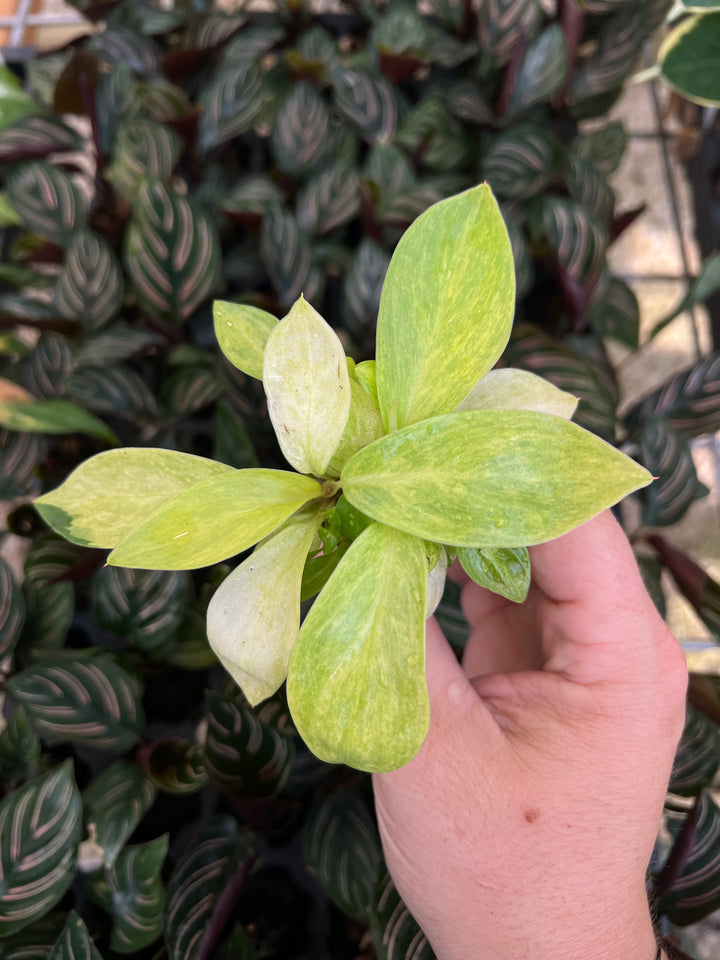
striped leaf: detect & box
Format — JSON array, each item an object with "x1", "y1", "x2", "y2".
[
  {"x1": 571, "y1": 122, "x2": 627, "y2": 176},
  {"x1": 87, "y1": 836, "x2": 167, "y2": 953},
  {"x1": 566, "y1": 155, "x2": 615, "y2": 226},
  {"x1": 48, "y1": 911, "x2": 102, "y2": 960},
  {"x1": 542, "y1": 197, "x2": 608, "y2": 286},
  {"x1": 108, "y1": 119, "x2": 182, "y2": 199},
  {"x1": 221, "y1": 24, "x2": 286, "y2": 63},
  {"x1": 222, "y1": 175, "x2": 284, "y2": 218},
  {"x1": 54, "y1": 230, "x2": 124, "y2": 331},
  {"x1": 343, "y1": 239, "x2": 390, "y2": 334},
  {"x1": 260, "y1": 207, "x2": 312, "y2": 307},
  {"x1": 187, "y1": 12, "x2": 245, "y2": 48},
  {"x1": 446, "y1": 81, "x2": 494, "y2": 124},
  {"x1": 6, "y1": 162, "x2": 88, "y2": 248},
  {"x1": 508, "y1": 23, "x2": 567, "y2": 115},
  {"x1": 8, "y1": 657, "x2": 145, "y2": 753},
  {"x1": 164, "y1": 816, "x2": 259, "y2": 960},
  {"x1": 143, "y1": 740, "x2": 207, "y2": 794},
  {"x1": 0, "y1": 761, "x2": 81, "y2": 940},
  {"x1": 0, "y1": 708, "x2": 41, "y2": 789},
  {"x1": 506, "y1": 325, "x2": 618, "y2": 441},
  {"x1": 0, "y1": 555, "x2": 25, "y2": 660},
  {"x1": 396, "y1": 98, "x2": 470, "y2": 172},
  {"x1": 503, "y1": 213, "x2": 533, "y2": 299},
  {"x1": 363, "y1": 142, "x2": 414, "y2": 197},
  {"x1": 290, "y1": 24, "x2": 339, "y2": 72},
  {"x1": 372, "y1": 4, "x2": 427, "y2": 56},
  {"x1": 662, "y1": 792, "x2": 720, "y2": 925},
  {"x1": 83, "y1": 761, "x2": 157, "y2": 869},
  {"x1": 0, "y1": 116, "x2": 82, "y2": 163},
  {"x1": 87, "y1": 27, "x2": 160, "y2": 76},
  {"x1": 568, "y1": 6, "x2": 644, "y2": 102},
  {"x1": 303, "y1": 790, "x2": 382, "y2": 924},
  {"x1": 297, "y1": 162, "x2": 360, "y2": 234},
  {"x1": 23, "y1": 533, "x2": 87, "y2": 587},
  {"x1": 95, "y1": 62, "x2": 137, "y2": 155},
  {"x1": 372, "y1": 870, "x2": 434, "y2": 960},
  {"x1": 669, "y1": 705, "x2": 720, "y2": 797},
  {"x1": 65, "y1": 366, "x2": 157, "y2": 420},
  {"x1": 203, "y1": 693, "x2": 294, "y2": 798},
  {"x1": 19, "y1": 576, "x2": 73, "y2": 654},
  {"x1": 482, "y1": 126, "x2": 559, "y2": 200},
  {"x1": 199, "y1": 61, "x2": 265, "y2": 152},
  {"x1": 1, "y1": 913, "x2": 65, "y2": 960},
  {"x1": 624, "y1": 354, "x2": 720, "y2": 439},
  {"x1": 73, "y1": 326, "x2": 162, "y2": 368},
  {"x1": 92, "y1": 567, "x2": 186, "y2": 660},
  {"x1": 136, "y1": 79, "x2": 191, "y2": 123},
  {"x1": 639, "y1": 417, "x2": 708, "y2": 527},
  {"x1": 125, "y1": 179, "x2": 221, "y2": 323},
  {"x1": 649, "y1": 536, "x2": 720, "y2": 640},
  {"x1": 587, "y1": 277, "x2": 639, "y2": 347},
  {"x1": 478, "y1": 0, "x2": 543, "y2": 67},
  {"x1": 270, "y1": 82, "x2": 332, "y2": 178},
  {"x1": 21, "y1": 333, "x2": 71, "y2": 400},
  {"x1": 161, "y1": 366, "x2": 222, "y2": 417},
  {"x1": 637, "y1": 554, "x2": 666, "y2": 618},
  {"x1": 332, "y1": 67, "x2": 398, "y2": 143}
]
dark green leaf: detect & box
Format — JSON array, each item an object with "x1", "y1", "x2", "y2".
[
  {"x1": 669, "y1": 705, "x2": 720, "y2": 796},
  {"x1": 203, "y1": 693, "x2": 294, "y2": 799},
  {"x1": 660, "y1": 12, "x2": 720, "y2": 106},
  {"x1": 0, "y1": 555, "x2": 25, "y2": 660},
  {"x1": 199, "y1": 61, "x2": 265, "y2": 152},
  {"x1": 143, "y1": 740, "x2": 207, "y2": 794},
  {"x1": 482, "y1": 126, "x2": 559, "y2": 200},
  {"x1": 649, "y1": 253, "x2": 720, "y2": 340},
  {"x1": 108, "y1": 118, "x2": 182, "y2": 199},
  {"x1": 214, "y1": 400, "x2": 259, "y2": 469},
  {"x1": 639, "y1": 417, "x2": 708, "y2": 526},
  {"x1": 83, "y1": 761, "x2": 157, "y2": 868},
  {"x1": 372, "y1": 4, "x2": 428, "y2": 56},
  {"x1": 65, "y1": 366, "x2": 157, "y2": 421},
  {"x1": 0, "y1": 709, "x2": 41, "y2": 788},
  {"x1": 0, "y1": 66, "x2": 45, "y2": 130},
  {"x1": 624, "y1": 354, "x2": 720, "y2": 439},
  {"x1": 0, "y1": 397, "x2": 118, "y2": 444},
  {"x1": 8, "y1": 657, "x2": 145, "y2": 753},
  {"x1": 396, "y1": 97, "x2": 470, "y2": 172},
  {"x1": 270, "y1": 82, "x2": 332, "y2": 178},
  {"x1": 125, "y1": 179, "x2": 221, "y2": 323},
  {"x1": 363, "y1": 141, "x2": 414, "y2": 197},
  {"x1": 457, "y1": 546, "x2": 531, "y2": 603},
  {"x1": 662, "y1": 792, "x2": 720, "y2": 925},
  {"x1": 587, "y1": 277, "x2": 639, "y2": 347},
  {"x1": 343, "y1": 239, "x2": 390, "y2": 333},
  {"x1": 637, "y1": 555, "x2": 667, "y2": 619},
  {"x1": 571, "y1": 122, "x2": 627, "y2": 176},
  {"x1": 332, "y1": 67, "x2": 398, "y2": 143},
  {"x1": 478, "y1": 0, "x2": 542, "y2": 66},
  {"x1": 260, "y1": 207, "x2": 312, "y2": 307},
  {"x1": 92, "y1": 567, "x2": 186, "y2": 660},
  {"x1": 164, "y1": 817, "x2": 259, "y2": 960},
  {"x1": 48, "y1": 911, "x2": 102, "y2": 960},
  {"x1": 0, "y1": 761, "x2": 81, "y2": 939},
  {"x1": 303, "y1": 790, "x2": 382, "y2": 924},
  {"x1": 297, "y1": 162, "x2": 360, "y2": 234},
  {"x1": 300, "y1": 542, "x2": 350, "y2": 601},
  {"x1": 372, "y1": 869, "x2": 435, "y2": 960},
  {"x1": 542, "y1": 197, "x2": 608, "y2": 286},
  {"x1": 6, "y1": 162, "x2": 88, "y2": 248},
  {"x1": 0, "y1": 913, "x2": 65, "y2": 959},
  {"x1": 95, "y1": 62, "x2": 137, "y2": 155},
  {"x1": 0, "y1": 116, "x2": 82, "y2": 163},
  {"x1": 87, "y1": 836, "x2": 167, "y2": 953},
  {"x1": 508, "y1": 23, "x2": 567, "y2": 114},
  {"x1": 87, "y1": 27, "x2": 160, "y2": 76}
]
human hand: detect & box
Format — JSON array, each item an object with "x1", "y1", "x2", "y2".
[{"x1": 373, "y1": 511, "x2": 687, "y2": 960}]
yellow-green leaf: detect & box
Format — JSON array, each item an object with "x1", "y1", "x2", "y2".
[
  {"x1": 263, "y1": 296, "x2": 351, "y2": 475},
  {"x1": 342, "y1": 410, "x2": 651, "y2": 548},
  {"x1": 287, "y1": 523, "x2": 428, "y2": 773},
  {"x1": 35, "y1": 449, "x2": 235, "y2": 548},
  {"x1": 213, "y1": 300, "x2": 277, "y2": 379},
  {"x1": 326, "y1": 378, "x2": 383, "y2": 477},
  {"x1": 109, "y1": 469, "x2": 322, "y2": 569},
  {"x1": 457, "y1": 367, "x2": 578, "y2": 419},
  {"x1": 457, "y1": 546, "x2": 530, "y2": 603},
  {"x1": 375, "y1": 184, "x2": 515, "y2": 431},
  {"x1": 207, "y1": 508, "x2": 323, "y2": 705}
]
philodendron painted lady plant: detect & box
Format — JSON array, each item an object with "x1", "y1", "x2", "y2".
[{"x1": 36, "y1": 185, "x2": 650, "y2": 773}]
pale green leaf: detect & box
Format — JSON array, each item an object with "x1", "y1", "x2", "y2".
[
  {"x1": 213, "y1": 299, "x2": 278, "y2": 379},
  {"x1": 353, "y1": 359, "x2": 378, "y2": 406},
  {"x1": 326, "y1": 378, "x2": 384, "y2": 477},
  {"x1": 0, "y1": 398, "x2": 118, "y2": 444},
  {"x1": 263, "y1": 296, "x2": 351, "y2": 475},
  {"x1": 109, "y1": 469, "x2": 322, "y2": 569},
  {"x1": 375, "y1": 184, "x2": 515, "y2": 430},
  {"x1": 342, "y1": 410, "x2": 651, "y2": 548},
  {"x1": 35, "y1": 448, "x2": 234, "y2": 548},
  {"x1": 457, "y1": 368, "x2": 578, "y2": 419},
  {"x1": 207, "y1": 508, "x2": 323, "y2": 705},
  {"x1": 287, "y1": 523, "x2": 428, "y2": 773},
  {"x1": 458, "y1": 546, "x2": 530, "y2": 603},
  {"x1": 426, "y1": 546, "x2": 448, "y2": 618}
]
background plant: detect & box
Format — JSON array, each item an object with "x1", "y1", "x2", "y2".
[{"x1": 1, "y1": 0, "x2": 720, "y2": 956}]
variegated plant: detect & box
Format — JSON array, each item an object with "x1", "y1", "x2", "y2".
[{"x1": 36, "y1": 185, "x2": 650, "y2": 772}]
